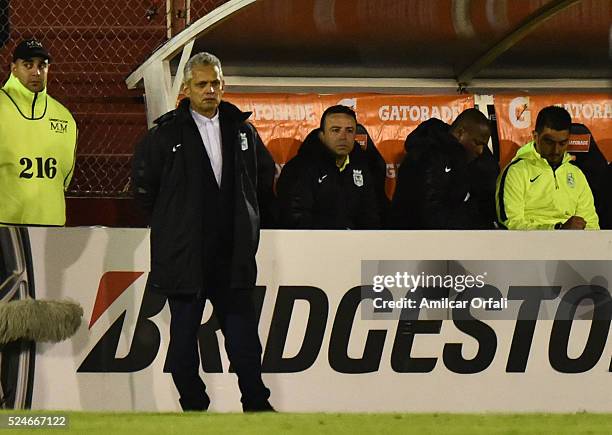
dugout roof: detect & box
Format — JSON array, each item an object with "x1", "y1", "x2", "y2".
[{"x1": 126, "y1": 0, "x2": 612, "y2": 123}]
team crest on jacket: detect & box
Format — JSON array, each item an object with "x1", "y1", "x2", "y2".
[
  {"x1": 240, "y1": 132, "x2": 248, "y2": 150},
  {"x1": 353, "y1": 169, "x2": 364, "y2": 187},
  {"x1": 567, "y1": 172, "x2": 575, "y2": 188}
]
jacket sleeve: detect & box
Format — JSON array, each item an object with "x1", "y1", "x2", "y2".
[
  {"x1": 358, "y1": 124, "x2": 389, "y2": 220},
  {"x1": 276, "y1": 159, "x2": 314, "y2": 228},
  {"x1": 388, "y1": 155, "x2": 412, "y2": 229},
  {"x1": 131, "y1": 127, "x2": 165, "y2": 217},
  {"x1": 469, "y1": 148, "x2": 499, "y2": 229},
  {"x1": 252, "y1": 126, "x2": 278, "y2": 228},
  {"x1": 64, "y1": 124, "x2": 78, "y2": 191},
  {"x1": 496, "y1": 162, "x2": 553, "y2": 230},
  {"x1": 575, "y1": 170, "x2": 600, "y2": 229},
  {"x1": 357, "y1": 169, "x2": 382, "y2": 229}
]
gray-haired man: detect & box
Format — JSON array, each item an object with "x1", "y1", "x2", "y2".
[{"x1": 132, "y1": 52, "x2": 275, "y2": 411}]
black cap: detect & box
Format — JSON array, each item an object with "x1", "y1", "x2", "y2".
[{"x1": 12, "y1": 39, "x2": 51, "y2": 62}]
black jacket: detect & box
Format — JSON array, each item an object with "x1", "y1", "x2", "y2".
[
  {"x1": 277, "y1": 130, "x2": 381, "y2": 229},
  {"x1": 468, "y1": 143, "x2": 500, "y2": 229},
  {"x1": 389, "y1": 118, "x2": 498, "y2": 229},
  {"x1": 570, "y1": 123, "x2": 611, "y2": 229},
  {"x1": 131, "y1": 99, "x2": 275, "y2": 295},
  {"x1": 355, "y1": 124, "x2": 390, "y2": 221}
]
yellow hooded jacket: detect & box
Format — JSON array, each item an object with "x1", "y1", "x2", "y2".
[
  {"x1": 0, "y1": 73, "x2": 77, "y2": 225},
  {"x1": 496, "y1": 141, "x2": 599, "y2": 230}
]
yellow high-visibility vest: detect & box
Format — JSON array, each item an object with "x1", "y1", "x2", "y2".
[{"x1": 0, "y1": 73, "x2": 77, "y2": 226}]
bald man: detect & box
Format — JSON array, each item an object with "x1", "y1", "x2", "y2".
[{"x1": 389, "y1": 108, "x2": 498, "y2": 229}]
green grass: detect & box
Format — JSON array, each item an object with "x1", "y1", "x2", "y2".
[{"x1": 1, "y1": 411, "x2": 612, "y2": 434}]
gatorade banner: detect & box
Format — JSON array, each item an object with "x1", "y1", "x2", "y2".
[
  {"x1": 494, "y1": 94, "x2": 612, "y2": 168},
  {"x1": 224, "y1": 93, "x2": 474, "y2": 196}
]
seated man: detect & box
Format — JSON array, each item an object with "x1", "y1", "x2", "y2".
[
  {"x1": 355, "y1": 123, "x2": 390, "y2": 222},
  {"x1": 277, "y1": 105, "x2": 381, "y2": 229},
  {"x1": 389, "y1": 108, "x2": 495, "y2": 229},
  {"x1": 569, "y1": 123, "x2": 611, "y2": 229},
  {"x1": 496, "y1": 106, "x2": 599, "y2": 230}
]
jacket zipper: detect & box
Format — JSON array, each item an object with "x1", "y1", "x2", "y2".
[{"x1": 31, "y1": 92, "x2": 38, "y2": 119}]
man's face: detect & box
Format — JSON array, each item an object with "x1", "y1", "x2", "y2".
[
  {"x1": 183, "y1": 64, "x2": 224, "y2": 118},
  {"x1": 319, "y1": 113, "x2": 357, "y2": 157},
  {"x1": 533, "y1": 127, "x2": 570, "y2": 166},
  {"x1": 454, "y1": 123, "x2": 491, "y2": 161},
  {"x1": 11, "y1": 57, "x2": 48, "y2": 93}
]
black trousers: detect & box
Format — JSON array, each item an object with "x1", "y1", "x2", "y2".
[{"x1": 165, "y1": 287, "x2": 270, "y2": 410}]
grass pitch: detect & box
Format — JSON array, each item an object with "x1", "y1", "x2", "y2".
[{"x1": 1, "y1": 411, "x2": 612, "y2": 434}]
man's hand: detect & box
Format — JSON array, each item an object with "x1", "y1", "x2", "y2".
[{"x1": 560, "y1": 216, "x2": 587, "y2": 230}]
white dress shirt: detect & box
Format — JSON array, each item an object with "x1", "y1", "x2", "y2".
[{"x1": 191, "y1": 109, "x2": 223, "y2": 187}]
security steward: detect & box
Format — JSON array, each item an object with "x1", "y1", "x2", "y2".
[{"x1": 0, "y1": 39, "x2": 77, "y2": 225}]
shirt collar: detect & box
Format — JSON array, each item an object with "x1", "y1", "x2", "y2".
[
  {"x1": 190, "y1": 108, "x2": 219, "y2": 124},
  {"x1": 338, "y1": 154, "x2": 350, "y2": 172}
]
